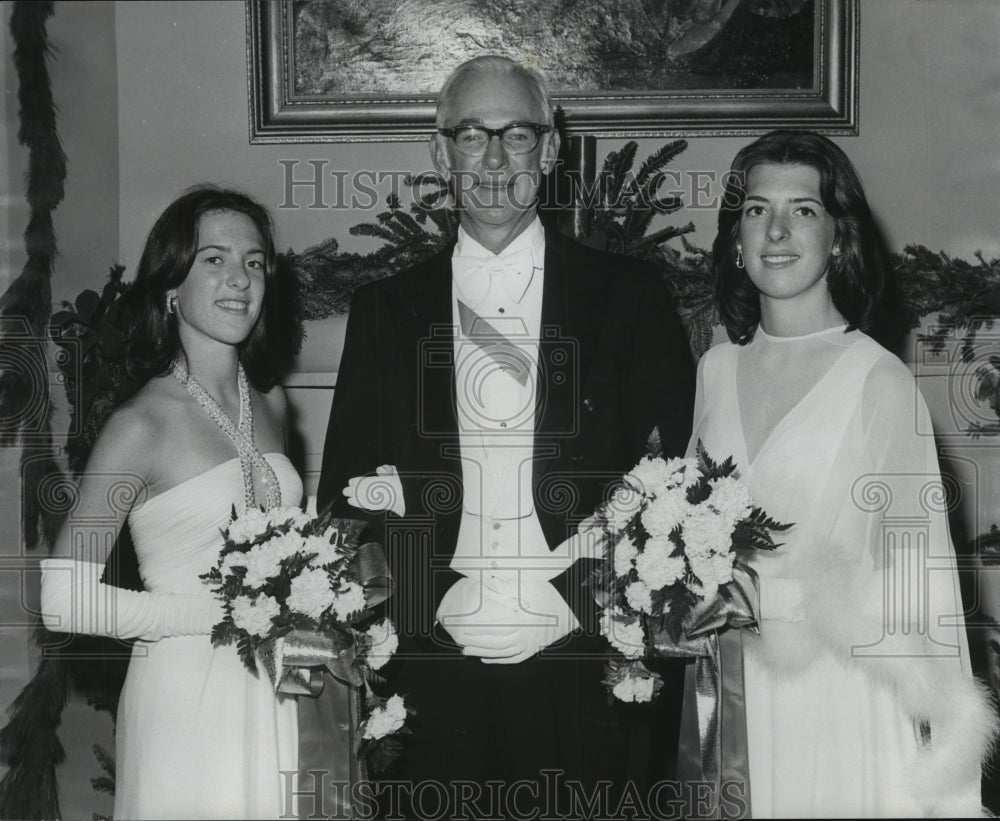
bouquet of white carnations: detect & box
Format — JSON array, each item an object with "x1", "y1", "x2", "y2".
[
  {"x1": 588, "y1": 430, "x2": 791, "y2": 703},
  {"x1": 200, "y1": 505, "x2": 409, "y2": 754}
]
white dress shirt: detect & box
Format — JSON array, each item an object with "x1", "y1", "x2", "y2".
[{"x1": 449, "y1": 219, "x2": 571, "y2": 602}]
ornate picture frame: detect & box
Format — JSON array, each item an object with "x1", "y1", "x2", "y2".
[{"x1": 247, "y1": 0, "x2": 858, "y2": 143}]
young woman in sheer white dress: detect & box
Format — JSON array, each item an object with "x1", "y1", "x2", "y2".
[
  {"x1": 687, "y1": 131, "x2": 994, "y2": 816},
  {"x1": 40, "y1": 187, "x2": 299, "y2": 819}
]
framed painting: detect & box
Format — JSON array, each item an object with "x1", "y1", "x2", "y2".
[{"x1": 247, "y1": 0, "x2": 858, "y2": 142}]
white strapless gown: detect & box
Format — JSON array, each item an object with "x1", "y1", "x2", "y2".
[{"x1": 114, "y1": 454, "x2": 300, "y2": 820}]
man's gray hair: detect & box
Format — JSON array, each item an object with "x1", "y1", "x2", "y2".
[{"x1": 435, "y1": 55, "x2": 554, "y2": 128}]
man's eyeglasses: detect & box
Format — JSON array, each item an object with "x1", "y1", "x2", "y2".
[{"x1": 437, "y1": 123, "x2": 551, "y2": 156}]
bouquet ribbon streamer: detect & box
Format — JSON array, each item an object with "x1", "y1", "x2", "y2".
[
  {"x1": 257, "y1": 539, "x2": 392, "y2": 819},
  {"x1": 596, "y1": 562, "x2": 759, "y2": 819},
  {"x1": 667, "y1": 563, "x2": 757, "y2": 819}
]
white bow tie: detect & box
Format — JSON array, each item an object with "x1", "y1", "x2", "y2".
[{"x1": 452, "y1": 248, "x2": 537, "y2": 307}]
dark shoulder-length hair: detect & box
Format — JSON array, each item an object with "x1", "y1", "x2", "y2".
[
  {"x1": 714, "y1": 130, "x2": 885, "y2": 344},
  {"x1": 124, "y1": 185, "x2": 283, "y2": 390}
]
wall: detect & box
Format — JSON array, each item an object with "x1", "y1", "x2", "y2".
[
  {"x1": 3, "y1": 1, "x2": 999, "y2": 816},
  {"x1": 113, "y1": 1, "x2": 1000, "y2": 268},
  {"x1": 108, "y1": 0, "x2": 1000, "y2": 498}
]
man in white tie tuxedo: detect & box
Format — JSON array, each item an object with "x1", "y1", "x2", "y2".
[{"x1": 317, "y1": 55, "x2": 695, "y2": 817}]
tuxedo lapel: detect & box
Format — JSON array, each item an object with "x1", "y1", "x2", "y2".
[
  {"x1": 533, "y1": 232, "x2": 602, "y2": 493},
  {"x1": 398, "y1": 246, "x2": 464, "y2": 484}
]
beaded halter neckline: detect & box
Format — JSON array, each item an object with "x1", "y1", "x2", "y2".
[{"x1": 171, "y1": 359, "x2": 281, "y2": 510}]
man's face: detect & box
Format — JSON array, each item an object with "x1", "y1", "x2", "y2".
[{"x1": 430, "y1": 70, "x2": 560, "y2": 242}]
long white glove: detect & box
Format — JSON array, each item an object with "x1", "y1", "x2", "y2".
[{"x1": 40, "y1": 558, "x2": 223, "y2": 642}]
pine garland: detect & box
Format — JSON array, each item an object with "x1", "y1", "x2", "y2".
[
  {"x1": 0, "y1": 629, "x2": 69, "y2": 820},
  {"x1": 0, "y1": 5, "x2": 72, "y2": 819},
  {"x1": 0, "y1": 0, "x2": 67, "y2": 551},
  {"x1": 289, "y1": 181, "x2": 458, "y2": 318}
]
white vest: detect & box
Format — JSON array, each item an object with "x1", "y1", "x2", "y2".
[{"x1": 449, "y1": 219, "x2": 562, "y2": 585}]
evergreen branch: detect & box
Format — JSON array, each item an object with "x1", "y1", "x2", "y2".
[
  {"x1": 349, "y1": 222, "x2": 404, "y2": 243},
  {"x1": 602, "y1": 142, "x2": 639, "y2": 204},
  {"x1": 978, "y1": 524, "x2": 1000, "y2": 566},
  {"x1": 645, "y1": 194, "x2": 684, "y2": 215},
  {"x1": 90, "y1": 744, "x2": 115, "y2": 796},
  {"x1": 897, "y1": 245, "x2": 1000, "y2": 338},
  {"x1": 2, "y1": 1, "x2": 67, "y2": 553},
  {"x1": 0, "y1": 626, "x2": 69, "y2": 820},
  {"x1": 634, "y1": 139, "x2": 688, "y2": 187},
  {"x1": 389, "y1": 208, "x2": 424, "y2": 237},
  {"x1": 623, "y1": 208, "x2": 657, "y2": 250}
]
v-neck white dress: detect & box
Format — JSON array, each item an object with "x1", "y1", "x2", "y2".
[{"x1": 688, "y1": 327, "x2": 986, "y2": 817}]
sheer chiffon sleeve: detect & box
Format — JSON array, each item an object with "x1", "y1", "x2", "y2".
[
  {"x1": 688, "y1": 349, "x2": 709, "y2": 449},
  {"x1": 854, "y1": 357, "x2": 972, "y2": 665},
  {"x1": 794, "y1": 354, "x2": 993, "y2": 813}
]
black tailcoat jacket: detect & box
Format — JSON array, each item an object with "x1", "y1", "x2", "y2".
[{"x1": 317, "y1": 228, "x2": 696, "y2": 798}]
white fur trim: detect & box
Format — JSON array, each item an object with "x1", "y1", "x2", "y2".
[{"x1": 749, "y1": 542, "x2": 998, "y2": 815}]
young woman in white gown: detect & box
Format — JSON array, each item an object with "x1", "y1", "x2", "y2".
[
  {"x1": 689, "y1": 131, "x2": 995, "y2": 817},
  {"x1": 40, "y1": 187, "x2": 299, "y2": 819}
]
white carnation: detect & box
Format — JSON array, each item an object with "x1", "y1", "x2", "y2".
[
  {"x1": 625, "y1": 580, "x2": 654, "y2": 614},
  {"x1": 688, "y1": 551, "x2": 736, "y2": 601},
  {"x1": 707, "y1": 477, "x2": 753, "y2": 524},
  {"x1": 332, "y1": 582, "x2": 366, "y2": 621},
  {"x1": 682, "y1": 511, "x2": 735, "y2": 559},
  {"x1": 625, "y1": 457, "x2": 674, "y2": 498},
  {"x1": 287, "y1": 568, "x2": 336, "y2": 620},
  {"x1": 600, "y1": 609, "x2": 645, "y2": 659},
  {"x1": 641, "y1": 488, "x2": 691, "y2": 538},
  {"x1": 663, "y1": 457, "x2": 701, "y2": 491},
  {"x1": 302, "y1": 535, "x2": 344, "y2": 567},
  {"x1": 687, "y1": 576, "x2": 718, "y2": 602},
  {"x1": 243, "y1": 543, "x2": 283, "y2": 588},
  {"x1": 226, "y1": 508, "x2": 271, "y2": 544},
  {"x1": 365, "y1": 619, "x2": 399, "y2": 670},
  {"x1": 605, "y1": 486, "x2": 644, "y2": 531},
  {"x1": 268, "y1": 531, "x2": 307, "y2": 562},
  {"x1": 612, "y1": 673, "x2": 655, "y2": 703},
  {"x1": 613, "y1": 535, "x2": 639, "y2": 578},
  {"x1": 362, "y1": 694, "x2": 407, "y2": 740},
  {"x1": 231, "y1": 594, "x2": 280, "y2": 638},
  {"x1": 634, "y1": 538, "x2": 685, "y2": 590},
  {"x1": 267, "y1": 506, "x2": 310, "y2": 529}
]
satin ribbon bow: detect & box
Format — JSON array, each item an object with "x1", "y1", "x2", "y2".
[
  {"x1": 650, "y1": 563, "x2": 759, "y2": 819},
  {"x1": 255, "y1": 540, "x2": 393, "y2": 695},
  {"x1": 590, "y1": 560, "x2": 759, "y2": 819},
  {"x1": 256, "y1": 524, "x2": 392, "y2": 820},
  {"x1": 452, "y1": 248, "x2": 537, "y2": 306}
]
